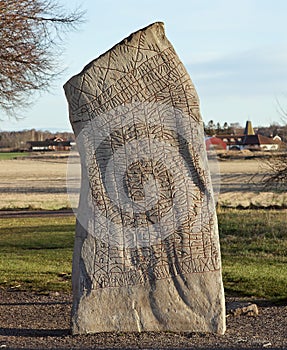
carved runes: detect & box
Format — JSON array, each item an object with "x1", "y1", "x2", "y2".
[{"x1": 64, "y1": 22, "x2": 226, "y2": 335}]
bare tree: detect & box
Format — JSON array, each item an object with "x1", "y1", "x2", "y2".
[
  {"x1": 261, "y1": 107, "x2": 287, "y2": 190},
  {"x1": 0, "y1": 0, "x2": 84, "y2": 116},
  {"x1": 262, "y1": 153, "x2": 287, "y2": 190}
]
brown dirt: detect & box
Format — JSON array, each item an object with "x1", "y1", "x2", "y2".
[{"x1": 0, "y1": 289, "x2": 286, "y2": 349}]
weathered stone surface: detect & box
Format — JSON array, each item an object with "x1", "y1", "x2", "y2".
[
  {"x1": 64, "y1": 22, "x2": 225, "y2": 335},
  {"x1": 228, "y1": 303, "x2": 259, "y2": 317}
]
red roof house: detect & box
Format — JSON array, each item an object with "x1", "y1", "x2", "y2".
[{"x1": 205, "y1": 136, "x2": 227, "y2": 151}]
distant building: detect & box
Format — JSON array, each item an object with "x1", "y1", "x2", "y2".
[
  {"x1": 216, "y1": 120, "x2": 283, "y2": 151},
  {"x1": 244, "y1": 120, "x2": 255, "y2": 136},
  {"x1": 27, "y1": 137, "x2": 73, "y2": 152},
  {"x1": 205, "y1": 136, "x2": 227, "y2": 151},
  {"x1": 242, "y1": 134, "x2": 280, "y2": 151},
  {"x1": 273, "y1": 135, "x2": 282, "y2": 142},
  {"x1": 216, "y1": 135, "x2": 243, "y2": 150}
]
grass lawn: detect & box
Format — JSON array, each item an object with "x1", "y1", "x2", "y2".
[
  {"x1": 218, "y1": 208, "x2": 287, "y2": 301},
  {"x1": 0, "y1": 216, "x2": 75, "y2": 292},
  {"x1": 0, "y1": 152, "x2": 29, "y2": 160},
  {"x1": 0, "y1": 209, "x2": 286, "y2": 300}
]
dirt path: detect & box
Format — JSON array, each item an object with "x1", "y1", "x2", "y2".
[{"x1": 0, "y1": 289, "x2": 286, "y2": 349}]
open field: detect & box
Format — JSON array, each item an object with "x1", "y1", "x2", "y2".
[
  {"x1": 0, "y1": 153, "x2": 287, "y2": 210},
  {"x1": 1, "y1": 152, "x2": 286, "y2": 210},
  {"x1": 0, "y1": 154, "x2": 286, "y2": 298},
  {"x1": 0, "y1": 156, "x2": 71, "y2": 210},
  {"x1": 1, "y1": 153, "x2": 286, "y2": 300},
  {"x1": 218, "y1": 158, "x2": 287, "y2": 208},
  {"x1": 0, "y1": 153, "x2": 286, "y2": 348}
]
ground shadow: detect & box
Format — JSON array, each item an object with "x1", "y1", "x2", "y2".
[{"x1": 0, "y1": 327, "x2": 70, "y2": 337}]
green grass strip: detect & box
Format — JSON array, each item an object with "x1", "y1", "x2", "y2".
[
  {"x1": 0, "y1": 152, "x2": 29, "y2": 160},
  {"x1": 0, "y1": 216, "x2": 74, "y2": 292},
  {"x1": 0, "y1": 210, "x2": 286, "y2": 301}
]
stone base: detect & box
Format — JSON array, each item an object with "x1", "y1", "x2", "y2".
[{"x1": 72, "y1": 271, "x2": 225, "y2": 334}]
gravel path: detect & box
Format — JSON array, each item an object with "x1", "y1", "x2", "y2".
[{"x1": 0, "y1": 289, "x2": 286, "y2": 349}]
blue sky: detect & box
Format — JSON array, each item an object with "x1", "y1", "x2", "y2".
[{"x1": 2, "y1": 0, "x2": 287, "y2": 131}]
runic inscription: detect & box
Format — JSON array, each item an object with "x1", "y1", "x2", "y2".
[
  {"x1": 64, "y1": 22, "x2": 225, "y2": 335},
  {"x1": 79, "y1": 113, "x2": 220, "y2": 289},
  {"x1": 68, "y1": 47, "x2": 198, "y2": 124}
]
